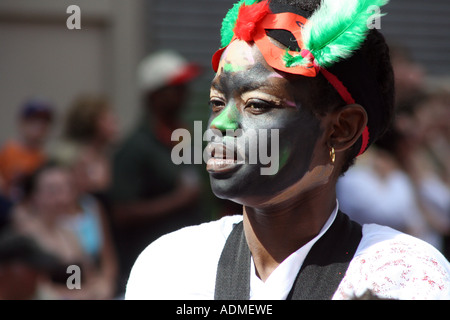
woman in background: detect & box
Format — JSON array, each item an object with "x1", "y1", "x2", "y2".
[
  {"x1": 12, "y1": 163, "x2": 99, "y2": 299},
  {"x1": 52, "y1": 94, "x2": 120, "y2": 298}
]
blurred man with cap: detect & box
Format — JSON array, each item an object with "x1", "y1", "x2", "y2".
[
  {"x1": 137, "y1": 50, "x2": 201, "y2": 94},
  {"x1": 108, "y1": 50, "x2": 204, "y2": 295},
  {"x1": 0, "y1": 98, "x2": 54, "y2": 201}
]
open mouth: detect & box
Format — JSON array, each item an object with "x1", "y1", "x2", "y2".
[{"x1": 206, "y1": 142, "x2": 243, "y2": 174}]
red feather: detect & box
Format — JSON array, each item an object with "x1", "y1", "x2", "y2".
[{"x1": 234, "y1": 1, "x2": 271, "y2": 42}]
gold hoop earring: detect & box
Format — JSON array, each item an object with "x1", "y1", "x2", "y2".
[{"x1": 330, "y1": 147, "x2": 336, "y2": 164}]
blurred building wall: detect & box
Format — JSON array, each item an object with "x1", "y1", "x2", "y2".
[
  {"x1": 383, "y1": 0, "x2": 450, "y2": 77},
  {"x1": 0, "y1": 0, "x2": 146, "y2": 146}
]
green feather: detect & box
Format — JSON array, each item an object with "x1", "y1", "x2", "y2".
[
  {"x1": 220, "y1": 0, "x2": 389, "y2": 72},
  {"x1": 220, "y1": 0, "x2": 262, "y2": 48},
  {"x1": 303, "y1": 0, "x2": 389, "y2": 68},
  {"x1": 283, "y1": 49, "x2": 309, "y2": 68}
]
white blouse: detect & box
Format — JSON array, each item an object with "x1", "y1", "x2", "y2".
[{"x1": 126, "y1": 211, "x2": 450, "y2": 300}]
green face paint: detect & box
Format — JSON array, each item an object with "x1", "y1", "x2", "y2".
[
  {"x1": 223, "y1": 63, "x2": 245, "y2": 73},
  {"x1": 278, "y1": 146, "x2": 290, "y2": 171},
  {"x1": 210, "y1": 104, "x2": 239, "y2": 131}
]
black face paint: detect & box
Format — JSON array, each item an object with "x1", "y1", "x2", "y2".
[
  {"x1": 216, "y1": 62, "x2": 273, "y2": 101},
  {"x1": 208, "y1": 41, "x2": 323, "y2": 208}
]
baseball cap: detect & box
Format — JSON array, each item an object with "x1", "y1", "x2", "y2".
[
  {"x1": 20, "y1": 98, "x2": 54, "y2": 122},
  {"x1": 137, "y1": 50, "x2": 201, "y2": 93}
]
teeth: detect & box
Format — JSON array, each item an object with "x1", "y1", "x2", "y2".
[
  {"x1": 206, "y1": 156, "x2": 243, "y2": 173},
  {"x1": 215, "y1": 159, "x2": 235, "y2": 165},
  {"x1": 208, "y1": 143, "x2": 238, "y2": 161}
]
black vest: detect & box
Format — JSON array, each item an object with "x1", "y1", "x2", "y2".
[{"x1": 214, "y1": 211, "x2": 362, "y2": 300}]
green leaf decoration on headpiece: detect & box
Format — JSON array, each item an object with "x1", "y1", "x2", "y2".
[{"x1": 220, "y1": 0, "x2": 389, "y2": 70}]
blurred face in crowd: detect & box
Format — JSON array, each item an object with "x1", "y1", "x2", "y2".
[
  {"x1": 415, "y1": 95, "x2": 450, "y2": 142},
  {"x1": 391, "y1": 53, "x2": 424, "y2": 107},
  {"x1": 96, "y1": 108, "x2": 119, "y2": 145},
  {"x1": 32, "y1": 167, "x2": 76, "y2": 218},
  {"x1": 20, "y1": 116, "x2": 52, "y2": 149},
  {"x1": 395, "y1": 94, "x2": 450, "y2": 146}
]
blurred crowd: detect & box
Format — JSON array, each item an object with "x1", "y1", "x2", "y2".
[
  {"x1": 337, "y1": 45, "x2": 450, "y2": 260},
  {"x1": 0, "y1": 42, "x2": 449, "y2": 299},
  {"x1": 0, "y1": 50, "x2": 238, "y2": 300}
]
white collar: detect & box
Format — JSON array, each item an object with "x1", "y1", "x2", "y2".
[{"x1": 249, "y1": 201, "x2": 339, "y2": 300}]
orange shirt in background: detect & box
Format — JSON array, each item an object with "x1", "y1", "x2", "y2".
[{"x1": 0, "y1": 140, "x2": 46, "y2": 196}]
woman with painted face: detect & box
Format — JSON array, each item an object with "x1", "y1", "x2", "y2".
[{"x1": 126, "y1": 0, "x2": 450, "y2": 300}]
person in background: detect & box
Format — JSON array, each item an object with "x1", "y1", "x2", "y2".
[
  {"x1": 50, "y1": 94, "x2": 120, "y2": 298},
  {"x1": 408, "y1": 90, "x2": 450, "y2": 188},
  {"x1": 14, "y1": 160, "x2": 118, "y2": 299},
  {"x1": 56, "y1": 94, "x2": 119, "y2": 202},
  {"x1": 337, "y1": 46, "x2": 450, "y2": 255},
  {"x1": 425, "y1": 90, "x2": 450, "y2": 257},
  {"x1": 0, "y1": 228, "x2": 65, "y2": 300},
  {"x1": 60, "y1": 171, "x2": 119, "y2": 299},
  {"x1": 108, "y1": 50, "x2": 205, "y2": 294},
  {"x1": 0, "y1": 193, "x2": 13, "y2": 232},
  {"x1": 394, "y1": 90, "x2": 450, "y2": 257},
  {"x1": 0, "y1": 98, "x2": 54, "y2": 201},
  {"x1": 337, "y1": 121, "x2": 450, "y2": 254},
  {"x1": 12, "y1": 162, "x2": 95, "y2": 299}
]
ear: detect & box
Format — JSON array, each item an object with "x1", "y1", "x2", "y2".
[{"x1": 326, "y1": 104, "x2": 368, "y2": 152}]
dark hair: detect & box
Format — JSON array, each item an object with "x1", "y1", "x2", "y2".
[
  {"x1": 20, "y1": 160, "x2": 64, "y2": 202},
  {"x1": 270, "y1": 0, "x2": 395, "y2": 174},
  {"x1": 342, "y1": 29, "x2": 395, "y2": 173},
  {"x1": 63, "y1": 95, "x2": 111, "y2": 143},
  {"x1": 273, "y1": 0, "x2": 321, "y2": 11}
]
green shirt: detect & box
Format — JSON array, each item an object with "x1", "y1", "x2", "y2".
[{"x1": 109, "y1": 120, "x2": 180, "y2": 205}]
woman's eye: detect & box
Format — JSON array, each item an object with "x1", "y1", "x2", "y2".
[
  {"x1": 209, "y1": 99, "x2": 225, "y2": 112},
  {"x1": 246, "y1": 100, "x2": 274, "y2": 114}
]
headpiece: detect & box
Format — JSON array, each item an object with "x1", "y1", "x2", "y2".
[{"x1": 212, "y1": 0, "x2": 389, "y2": 156}]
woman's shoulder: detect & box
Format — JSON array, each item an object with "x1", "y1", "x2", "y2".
[
  {"x1": 137, "y1": 215, "x2": 242, "y2": 261},
  {"x1": 125, "y1": 215, "x2": 243, "y2": 299},
  {"x1": 358, "y1": 223, "x2": 448, "y2": 261},
  {"x1": 336, "y1": 224, "x2": 450, "y2": 299}
]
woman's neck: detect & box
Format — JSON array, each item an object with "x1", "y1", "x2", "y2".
[{"x1": 242, "y1": 184, "x2": 337, "y2": 282}]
